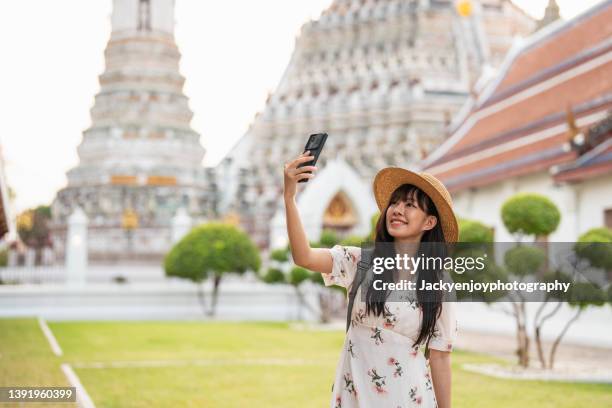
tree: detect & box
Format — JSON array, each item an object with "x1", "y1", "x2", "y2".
[
  {"x1": 501, "y1": 194, "x2": 561, "y2": 239},
  {"x1": 16, "y1": 205, "x2": 52, "y2": 264},
  {"x1": 289, "y1": 266, "x2": 318, "y2": 320},
  {"x1": 531, "y1": 227, "x2": 611, "y2": 369},
  {"x1": 547, "y1": 281, "x2": 606, "y2": 369},
  {"x1": 501, "y1": 193, "x2": 560, "y2": 368},
  {"x1": 164, "y1": 222, "x2": 261, "y2": 316}
]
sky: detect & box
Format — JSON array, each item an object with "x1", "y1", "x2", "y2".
[{"x1": 0, "y1": 0, "x2": 604, "y2": 215}]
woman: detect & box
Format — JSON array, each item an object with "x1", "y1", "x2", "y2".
[{"x1": 283, "y1": 151, "x2": 459, "y2": 408}]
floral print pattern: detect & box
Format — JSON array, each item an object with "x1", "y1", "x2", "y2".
[
  {"x1": 324, "y1": 245, "x2": 459, "y2": 408},
  {"x1": 424, "y1": 371, "x2": 433, "y2": 391},
  {"x1": 383, "y1": 304, "x2": 398, "y2": 328},
  {"x1": 347, "y1": 340, "x2": 356, "y2": 358},
  {"x1": 388, "y1": 357, "x2": 403, "y2": 377},
  {"x1": 343, "y1": 372, "x2": 358, "y2": 398},
  {"x1": 409, "y1": 386, "x2": 422, "y2": 405},
  {"x1": 367, "y1": 368, "x2": 387, "y2": 394},
  {"x1": 351, "y1": 307, "x2": 367, "y2": 328},
  {"x1": 370, "y1": 326, "x2": 384, "y2": 345}
]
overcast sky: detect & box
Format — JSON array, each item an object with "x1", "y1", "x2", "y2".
[{"x1": 0, "y1": 0, "x2": 603, "y2": 214}]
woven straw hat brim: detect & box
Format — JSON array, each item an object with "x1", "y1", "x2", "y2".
[{"x1": 373, "y1": 167, "x2": 459, "y2": 243}]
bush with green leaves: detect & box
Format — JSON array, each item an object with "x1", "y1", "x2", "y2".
[
  {"x1": 0, "y1": 249, "x2": 7, "y2": 267},
  {"x1": 504, "y1": 245, "x2": 546, "y2": 277},
  {"x1": 340, "y1": 235, "x2": 366, "y2": 247},
  {"x1": 501, "y1": 193, "x2": 560, "y2": 237},
  {"x1": 289, "y1": 266, "x2": 312, "y2": 286},
  {"x1": 574, "y1": 227, "x2": 612, "y2": 270},
  {"x1": 165, "y1": 222, "x2": 260, "y2": 281},
  {"x1": 270, "y1": 246, "x2": 290, "y2": 263},
  {"x1": 164, "y1": 222, "x2": 261, "y2": 316},
  {"x1": 541, "y1": 270, "x2": 573, "y2": 300},
  {"x1": 310, "y1": 270, "x2": 324, "y2": 285},
  {"x1": 262, "y1": 268, "x2": 286, "y2": 284},
  {"x1": 458, "y1": 218, "x2": 494, "y2": 243},
  {"x1": 319, "y1": 229, "x2": 340, "y2": 248},
  {"x1": 567, "y1": 282, "x2": 607, "y2": 309}
]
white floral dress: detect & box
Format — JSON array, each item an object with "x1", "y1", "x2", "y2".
[{"x1": 323, "y1": 245, "x2": 458, "y2": 408}]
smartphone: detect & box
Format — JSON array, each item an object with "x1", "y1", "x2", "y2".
[{"x1": 297, "y1": 133, "x2": 328, "y2": 183}]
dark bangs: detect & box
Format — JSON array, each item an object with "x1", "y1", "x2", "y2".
[{"x1": 388, "y1": 184, "x2": 432, "y2": 214}]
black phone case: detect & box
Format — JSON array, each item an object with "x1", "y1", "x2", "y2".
[{"x1": 297, "y1": 133, "x2": 327, "y2": 183}]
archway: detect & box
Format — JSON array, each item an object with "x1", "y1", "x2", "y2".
[{"x1": 322, "y1": 190, "x2": 357, "y2": 238}]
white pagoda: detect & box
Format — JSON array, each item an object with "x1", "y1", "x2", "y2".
[
  {"x1": 52, "y1": 0, "x2": 216, "y2": 262},
  {"x1": 217, "y1": 0, "x2": 534, "y2": 249}
]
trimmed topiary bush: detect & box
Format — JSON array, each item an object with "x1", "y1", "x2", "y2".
[
  {"x1": 270, "y1": 246, "x2": 290, "y2": 263},
  {"x1": 504, "y1": 245, "x2": 546, "y2": 277},
  {"x1": 458, "y1": 218, "x2": 494, "y2": 243},
  {"x1": 164, "y1": 222, "x2": 261, "y2": 316},
  {"x1": 575, "y1": 227, "x2": 612, "y2": 270},
  {"x1": 262, "y1": 268, "x2": 286, "y2": 284},
  {"x1": 289, "y1": 266, "x2": 311, "y2": 286},
  {"x1": 501, "y1": 193, "x2": 561, "y2": 237}
]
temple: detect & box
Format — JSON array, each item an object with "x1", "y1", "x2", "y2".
[
  {"x1": 217, "y1": 0, "x2": 534, "y2": 249},
  {"x1": 51, "y1": 0, "x2": 216, "y2": 262}
]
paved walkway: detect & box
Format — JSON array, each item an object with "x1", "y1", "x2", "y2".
[{"x1": 455, "y1": 328, "x2": 612, "y2": 371}]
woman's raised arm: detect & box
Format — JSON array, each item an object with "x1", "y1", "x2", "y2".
[{"x1": 283, "y1": 151, "x2": 333, "y2": 275}]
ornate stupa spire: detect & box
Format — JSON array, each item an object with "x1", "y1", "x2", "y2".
[
  {"x1": 52, "y1": 0, "x2": 216, "y2": 262},
  {"x1": 536, "y1": 0, "x2": 561, "y2": 30}
]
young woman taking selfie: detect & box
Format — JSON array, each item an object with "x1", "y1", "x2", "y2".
[{"x1": 283, "y1": 151, "x2": 459, "y2": 408}]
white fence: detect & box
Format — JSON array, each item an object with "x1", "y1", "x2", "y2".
[
  {"x1": 0, "y1": 277, "x2": 327, "y2": 322},
  {"x1": 0, "y1": 264, "x2": 170, "y2": 284}
]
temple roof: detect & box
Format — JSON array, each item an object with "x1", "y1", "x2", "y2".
[
  {"x1": 421, "y1": 0, "x2": 612, "y2": 192},
  {"x1": 552, "y1": 114, "x2": 612, "y2": 183}
]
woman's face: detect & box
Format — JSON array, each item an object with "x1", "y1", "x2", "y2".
[{"x1": 385, "y1": 191, "x2": 437, "y2": 242}]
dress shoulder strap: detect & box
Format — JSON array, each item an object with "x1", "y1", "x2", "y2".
[{"x1": 345, "y1": 246, "x2": 374, "y2": 333}]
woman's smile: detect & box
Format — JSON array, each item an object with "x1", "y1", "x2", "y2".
[{"x1": 389, "y1": 218, "x2": 408, "y2": 228}]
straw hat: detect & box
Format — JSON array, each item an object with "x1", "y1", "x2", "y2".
[{"x1": 373, "y1": 167, "x2": 459, "y2": 242}]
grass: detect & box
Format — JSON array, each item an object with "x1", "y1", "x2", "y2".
[{"x1": 0, "y1": 318, "x2": 611, "y2": 407}]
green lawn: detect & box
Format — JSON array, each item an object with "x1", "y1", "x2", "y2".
[{"x1": 1, "y1": 318, "x2": 611, "y2": 407}]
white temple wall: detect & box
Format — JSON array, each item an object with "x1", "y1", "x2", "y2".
[{"x1": 452, "y1": 171, "x2": 612, "y2": 242}]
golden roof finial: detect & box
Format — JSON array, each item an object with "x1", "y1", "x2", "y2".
[{"x1": 566, "y1": 104, "x2": 579, "y2": 139}]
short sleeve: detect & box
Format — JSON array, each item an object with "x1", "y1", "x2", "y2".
[
  {"x1": 429, "y1": 302, "x2": 458, "y2": 352},
  {"x1": 322, "y1": 245, "x2": 362, "y2": 289}
]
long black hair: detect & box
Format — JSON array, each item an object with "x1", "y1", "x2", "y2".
[{"x1": 364, "y1": 183, "x2": 447, "y2": 348}]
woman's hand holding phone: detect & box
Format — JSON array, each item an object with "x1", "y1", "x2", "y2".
[{"x1": 283, "y1": 151, "x2": 317, "y2": 200}]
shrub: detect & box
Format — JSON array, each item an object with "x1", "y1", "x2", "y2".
[
  {"x1": 501, "y1": 193, "x2": 560, "y2": 236},
  {"x1": 504, "y1": 245, "x2": 546, "y2": 277},
  {"x1": 575, "y1": 227, "x2": 612, "y2": 270},
  {"x1": 262, "y1": 268, "x2": 286, "y2": 284},
  {"x1": 289, "y1": 266, "x2": 311, "y2": 286}
]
